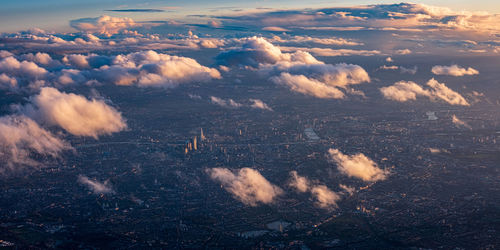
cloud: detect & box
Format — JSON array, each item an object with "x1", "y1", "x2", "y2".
[
  {"x1": 28, "y1": 87, "x2": 127, "y2": 138},
  {"x1": 216, "y1": 3, "x2": 500, "y2": 36},
  {"x1": 452, "y1": 115, "x2": 472, "y2": 129},
  {"x1": 380, "y1": 78, "x2": 469, "y2": 106},
  {"x1": 400, "y1": 66, "x2": 418, "y2": 74},
  {"x1": 339, "y1": 184, "x2": 355, "y2": 196},
  {"x1": 78, "y1": 175, "x2": 113, "y2": 194},
  {"x1": 379, "y1": 65, "x2": 399, "y2": 70},
  {"x1": 288, "y1": 171, "x2": 309, "y2": 192},
  {"x1": 380, "y1": 80, "x2": 428, "y2": 102},
  {"x1": 0, "y1": 73, "x2": 17, "y2": 89},
  {"x1": 99, "y1": 50, "x2": 221, "y2": 87},
  {"x1": 105, "y1": 9, "x2": 165, "y2": 13},
  {"x1": 278, "y1": 47, "x2": 381, "y2": 57},
  {"x1": 249, "y1": 99, "x2": 273, "y2": 111},
  {"x1": 210, "y1": 96, "x2": 273, "y2": 110},
  {"x1": 0, "y1": 50, "x2": 14, "y2": 58},
  {"x1": 62, "y1": 54, "x2": 112, "y2": 69},
  {"x1": 207, "y1": 167, "x2": 283, "y2": 206},
  {"x1": 216, "y1": 37, "x2": 291, "y2": 67},
  {"x1": 396, "y1": 49, "x2": 412, "y2": 55},
  {"x1": 264, "y1": 63, "x2": 370, "y2": 87},
  {"x1": 0, "y1": 28, "x2": 212, "y2": 53},
  {"x1": 221, "y1": 38, "x2": 370, "y2": 88},
  {"x1": 21, "y1": 52, "x2": 57, "y2": 67},
  {"x1": 267, "y1": 62, "x2": 370, "y2": 99},
  {"x1": 262, "y1": 26, "x2": 290, "y2": 32},
  {"x1": 272, "y1": 73, "x2": 345, "y2": 99},
  {"x1": 431, "y1": 65, "x2": 479, "y2": 76},
  {"x1": 0, "y1": 56, "x2": 48, "y2": 78},
  {"x1": 210, "y1": 96, "x2": 243, "y2": 108},
  {"x1": 311, "y1": 185, "x2": 341, "y2": 208},
  {"x1": 188, "y1": 94, "x2": 202, "y2": 99},
  {"x1": 426, "y1": 78, "x2": 470, "y2": 105},
  {"x1": 217, "y1": 37, "x2": 369, "y2": 99},
  {"x1": 288, "y1": 171, "x2": 341, "y2": 208},
  {"x1": 70, "y1": 15, "x2": 138, "y2": 36},
  {"x1": 328, "y1": 148, "x2": 389, "y2": 182},
  {"x1": 0, "y1": 115, "x2": 71, "y2": 171},
  {"x1": 271, "y1": 35, "x2": 362, "y2": 46},
  {"x1": 57, "y1": 50, "x2": 222, "y2": 87}
]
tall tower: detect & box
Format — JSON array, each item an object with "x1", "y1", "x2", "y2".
[
  {"x1": 200, "y1": 128, "x2": 206, "y2": 141},
  {"x1": 193, "y1": 136, "x2": 197, "y2": 151}
]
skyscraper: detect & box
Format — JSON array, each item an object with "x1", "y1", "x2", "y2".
[{"x1": 200, "y1": 128, "x2": 206, "y2": 141}]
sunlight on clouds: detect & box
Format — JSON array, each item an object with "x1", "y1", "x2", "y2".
[
  {"x1": 207, "y1": 168, "x2": 283, "y2": 206},
  {"x1": 28, "y1": 87, "x2": 127, "y2": 138},
  {"x1": 328, "y1": 149, "x2": 389, "y2": 182},
  {"x1": 431, "y1": 65, "x2": 479, "y2": 76},
  {"x1": 380, "y1": 79, "x2": 470, "y2": 106},
  {"x1": 0, "y1": 115, "x2": 71, "y2": 172}
]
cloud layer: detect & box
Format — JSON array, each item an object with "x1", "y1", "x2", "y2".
[
  {"x1": 216, "y1": 3, "x2": 500, "y2": 37},
  {"x1": 0, "y1": 49, "x2": 222, "y2": 91}
]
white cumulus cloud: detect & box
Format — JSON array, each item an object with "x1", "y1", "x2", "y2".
[
  {"x1": 311, "y1": 185, "x2": 341, "y2": 209},
  {"x1": 380, "y1": 78, "x2": 469, "y2": 106},
  {"x1": 431, "y1": 65, "x2": 479, "y2": 76},
  {"x1": 70, "y1": 15, "x2": 138, "y2": 36},
  {"x1": 328, "y1": 148, "x2": 389, "y2": 182},
  {"x1": 218, "y1": 37, "x2": 370, "y2": 99},
  {"x1": 28, "y1": 87, "x2": 127, "y2": 138},
  {"x1": 207, "y1": 167, "x2": 283, "y2": 206},
  {"x1": 272, "y1": 73, "x2": 345, "y2": 99}
]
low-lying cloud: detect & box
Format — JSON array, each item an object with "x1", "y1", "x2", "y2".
[
  {"x1": 210, "y1": 96, "x2": 273, "y2": 111},
  {"x1": 78, "y1": 175, "x2": 114, "y2": 194},
  {"x1": 431, "y1": 65, "x2": 479, "y2": 76},
  {"x1": 0, "y1": 115, "x2": 71, "y2": 172},
  {"x1": 70, "y1": 15, "x2": 138, "y2": 36},
  {"x1": 328, "y1": 148, "x2": 389, "y2": 182},
  {"x1": 380, "y1": 78, "x2": 469, "y2": 106},
  {"x1": 28, "y1": 87, "x2": 127, "y2": 138},
  {"x1": 452, "y1": 114, "x2": 472, "y2": 129},
  {"x1": 210, "y1": 96, "x2": 243, "y2": 108},
  {"x1": 207, "y1": 167, "x2": 283, "y2": 206},
  {"x1": 217, "y1": 37, "x2": 370, "y2": 99},
  {"x1": 288, "y1": 171, "x2": 341, "y2": 208}
]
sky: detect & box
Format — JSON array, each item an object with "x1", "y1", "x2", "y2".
[{"x1": 1, "y1": 0, "x2": 499, "y2": 32}]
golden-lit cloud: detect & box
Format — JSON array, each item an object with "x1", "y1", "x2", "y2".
[
  {"x1": 207, "y1": 167, "x2": 283, "y2": 206},
  {"x1": 328, "y1": 148, "x2": 389, "y2": 182},
  {"x1": 29, "y1": 87, "x2": 127, "y2": 138}
]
